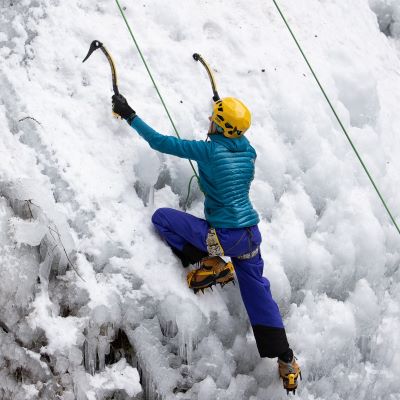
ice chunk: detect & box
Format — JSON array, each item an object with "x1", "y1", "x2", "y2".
[
  {"x1": 129, "y1": 318, "x2": 180, "y2": 397},
  {"x1": 87, "y1": 359, "x2": 141, "y2": 398},
  {"x1": 369, "y1": 0, "x2": 400, "y2": 37},
  {"x1": 2, "y1": 180, "x2": 75, "y2": 259},
  {"x1": 194, "y1": 334, "x2": 235, "y2": 387},
  {"x1": 133, "y1": 145, "x2": 161, "y2": 206},
  {"x1": 197, "y1": 376, "x2": 217, "y2": 400},
  {"x1": 222, "y1": 374, "x2": 257, "y2": 400},
  {"x1": 28, "y1": 291, "x2": 84, "y2": 355},
  {"x1": 347, "y1": 279, "x2": 380, "y2": 336},
  {"x1": 9, "y1": 217, "x2": 47, "y2": 246},
  {"x1": 158, "y1": 294, "x2": 208, "y2": 364}
]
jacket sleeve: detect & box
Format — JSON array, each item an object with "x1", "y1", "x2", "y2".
[{"x1": 130, "y1": 116, "x2": 211, "y2": 162}]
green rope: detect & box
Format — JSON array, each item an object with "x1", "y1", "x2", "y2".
[
  {"x1": 184, "y1": 174, "x2": 197, "y2": 210},
  {"x1": 272, "y1": 0, "x2": 400, "y2": 236},
  {"x1": 115, "y1": 0, "x2": 200, "y2": 205}
]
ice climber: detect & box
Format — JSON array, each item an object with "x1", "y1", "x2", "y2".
[{"x1": 112, "y1": 94, "x2": 301, "y2": 393}]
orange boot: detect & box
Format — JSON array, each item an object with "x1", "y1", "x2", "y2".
[
  {"x1": 186, "y1": 256, "x2": 235, "y2": 293},
  {"x1": 278, "y1": 355, "x2": 301, "y2": 395}
]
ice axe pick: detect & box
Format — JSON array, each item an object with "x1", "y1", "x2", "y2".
[{"x1": 83, "y1": 40, "x2": 121, "y2": 118}]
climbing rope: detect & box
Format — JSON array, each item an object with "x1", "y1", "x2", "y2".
[
  {"x1": 272, "y1": 0, "x2": 400, "y2": 236},
  {"x1": 184, "y1": 174, "x2": 198, "y2": 208},
  {"x1": 114, "y1": 0, "x2": 200, "y2": 207}
]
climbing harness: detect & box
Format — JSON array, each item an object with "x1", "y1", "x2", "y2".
[
  {"x1": 206, "y1": 228, "x2": 225, "y2": 257},
  {"x1": 206, "y1": 227, "x2": 260, "y2": 260},
  {"x1": 237, "y1": 247, "x2": 260, "y2": 260},
  {"x1": 272, "y1": 0, "x2": 400, "y2": 236},
  {"x1": 193, "y1": 53, "x2": 220, "y2": 101}
]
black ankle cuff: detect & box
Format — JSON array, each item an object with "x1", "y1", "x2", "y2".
[
  {"x1": 252, "y1": 325, "x2": 290, "y2": 358},
  {"x1": 170, "y1": 244, "x2": 208, "y2": 268},
  {"x1": 182, "y1": 243, "x2": 208, "y2": 265},
  {"x1": 170, "y1": 247, "x2": 191, "y2": 268},
  {"x1": 278, "y1": 348, "x2": 294, "y2": 363}
]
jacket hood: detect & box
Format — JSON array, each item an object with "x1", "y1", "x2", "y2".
[{"x1": 209, "y1": 133, "x2": 250, "y2": 152}]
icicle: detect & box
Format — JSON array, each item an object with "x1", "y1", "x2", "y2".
[
  {"x1": 178, "y1": 330, "x2": 196, "y2": 365},
  {"x1": 39, "y1": 236, "x2": 56, "y2": 286},
  {"x1": 148, "y1": 185, "x2": 155, "y2": 208},
  {"x1": 84, "y1": 323, "x2": 101, "y2": 376},
  {"x1": 97, "y1": 324, "x2": 113, "y2": 372},
  {"x1": 84, "y1": 337, "x2": 97, "y2": 376}
]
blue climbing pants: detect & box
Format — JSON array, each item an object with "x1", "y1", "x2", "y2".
[{"x1": 152, "y1": 207, "x2": 289, "y2": 358}]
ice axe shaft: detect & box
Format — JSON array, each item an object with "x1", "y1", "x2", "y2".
[
  {"x1": 193, "y1": 53, "x2": 220, "y2": 101},
  {"x1": 83, "y1": 40, "x2": 120, "y2": 95}
]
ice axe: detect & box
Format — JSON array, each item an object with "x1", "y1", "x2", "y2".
[
  {"x1": 82, "y1": 40, "x2": 121, "y2": 117},
  {"x1": 193, "y1": 53, "x2": 220, "y2": 102}
]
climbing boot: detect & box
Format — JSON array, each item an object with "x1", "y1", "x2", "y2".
[
  {"x1": 186, "y1": 256, "x2": 235, "y2": 293},
  {"x1": 278, "y1": 356, "x2": 301, "y2": 395}
]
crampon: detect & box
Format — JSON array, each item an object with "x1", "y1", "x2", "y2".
[
  {"x1": 278, "y1": 357, "x2": 301, "y2": 395},
  {"x1": 186, "y1": 256, "x2": 235, "y2": 294}
]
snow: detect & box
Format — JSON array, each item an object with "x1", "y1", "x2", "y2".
[
  {"x1": 1, "y1": 0, "x2": 400, "y2": 399},
  {"x1": 87, "y1": 359, "x2": 141, "y2": 399}
]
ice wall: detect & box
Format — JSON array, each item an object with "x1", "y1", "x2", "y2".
[{"x1": 1, "y1": 0, "x2": 400, "y2": 399}]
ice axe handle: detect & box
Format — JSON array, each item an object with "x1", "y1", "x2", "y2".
[
  {"x1": 83, "y1": 41, "x2": 119, "y2": 95},
  {"x1": 82, "y1": 40, "x2": 120, "y2": 117},
  {"x1": 193, "y1": 53, "x2": 220, "y2": 102}
]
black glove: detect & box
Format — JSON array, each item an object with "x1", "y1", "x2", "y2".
[{"x1": 112, "y1": 94, "x2": 136, "y2": 123}]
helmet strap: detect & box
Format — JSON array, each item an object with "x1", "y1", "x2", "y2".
[
  {"x1": 215, "y1": 124, "x2": 224, "y2": 134},
  {"x1": 208, "y1": 121, "x2": 225, "y2": 140},
  {"x1": 208, "y1": 121, "x2": 217, "y2": 135}
]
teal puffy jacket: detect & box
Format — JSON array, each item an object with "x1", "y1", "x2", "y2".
[{"x1": 131, "y1": 117, "x2": 260, "y2": 228}]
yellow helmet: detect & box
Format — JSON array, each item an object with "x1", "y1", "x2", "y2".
[{"x1": 211, "y1": 97, "x2": 251, "y2": 138}]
